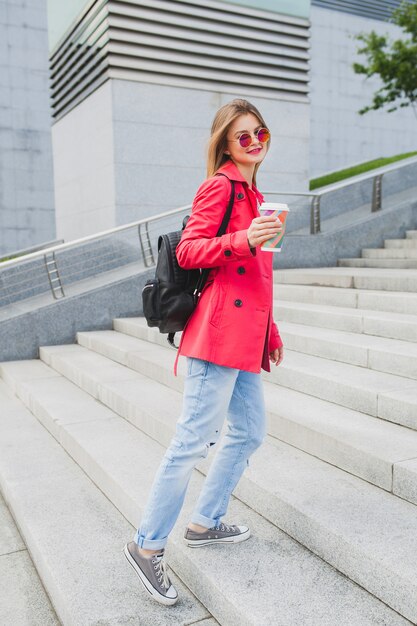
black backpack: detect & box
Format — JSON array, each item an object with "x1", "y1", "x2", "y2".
[{"x1": 142, "y1": 174, "x2": 235, "y2": 347}]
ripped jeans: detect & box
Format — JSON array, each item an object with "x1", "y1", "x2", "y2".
[{"x1": 134, "y1": 357, "x2": 266, "y2": 550}]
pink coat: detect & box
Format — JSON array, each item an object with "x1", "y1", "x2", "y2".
[{"x1": 174, "y1": 159, "x2": 283, "y2": 375}]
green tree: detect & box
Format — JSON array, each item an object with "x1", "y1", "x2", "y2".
[{"x1": 353, "y1": 0, "x2": 417, "y2": 120}]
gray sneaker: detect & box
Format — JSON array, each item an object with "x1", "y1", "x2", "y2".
[
  {"x1": 123, "y1": 542, "x2": 178, "y2": 605},
  {"x1": 184, "y1": 522, "x2": 250, "y2": 547}
]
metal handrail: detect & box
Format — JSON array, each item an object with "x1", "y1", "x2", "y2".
[
  {"x1": 263, "y1": 155, "x2": 417, "y2": 234},
  {"x1": 0, "y1": 203, "x2": 192, "y2": 271},
  {"x1": 0, "y1": 239, "x2": 64, "y2": 263},
  {"x1": 1, "y1": 155, "x2": 416, "y2": 306},
  {"x1": 3, "y1": 155, "x2": 417, "y2": 268}
]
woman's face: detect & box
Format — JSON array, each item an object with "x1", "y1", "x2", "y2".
[{"x1": 225, "y1": 112, "x2": 269, "y2": 168}]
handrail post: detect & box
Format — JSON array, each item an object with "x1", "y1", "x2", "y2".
[
  {"x1": 310, "y1": 195, "x2": 321, "y2": 234},
  {"x1": 138, "y1": 222, "x2": 155, "y2": 267},
  {"x1": 371, "y1": 174, "x2": 383, "y2": 212},
  {"x1": 43, "y1": 251, "x2": 65, "y2": 299}
]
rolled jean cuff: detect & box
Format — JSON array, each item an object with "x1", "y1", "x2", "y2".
[
  {"x1": 134, "y1": 530, "x2": 167, "y2": 550},
  {"x1": 190, "y1": 512, "x2": 218, "y2": 529}
]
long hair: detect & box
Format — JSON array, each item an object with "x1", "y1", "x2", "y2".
[{"x1": 206, "y1": 99, "x2": 270, "y2": 186}]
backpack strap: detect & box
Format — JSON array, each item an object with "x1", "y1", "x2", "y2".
[
  {"x1": 168, "y1": 176, "x2": 235, "y2": 351},
  {"x1": 214, "y1": 173, "x2": 235, "y2": 237},
  {"x1": 192, "y1": 175, "x2": 235, "y2": 302}
]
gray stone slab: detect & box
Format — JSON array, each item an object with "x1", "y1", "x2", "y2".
[
  {"x1": 385, "y1": 238, "x2": 417, "y2": 249},
  {"x1": 0, "y1": 359, "x2": 60, "y2": 393},
  {"x1": 17, "y1": 376, "x2": 119, "y2": 442},
  {"x1": 41, "y1": 395, "x2": 415, "y2": 625},
  {"x1": 75, "y1": 328, "x2": 417, "y2": 421},
  {"x1": 378, "y1": 387, "x2": 417, "y2": 430},
  {"x1": 2, "y1": 356, "x2": 412, "y2": 626},
  {"x1": 39, "y1": 344, "x2": 139, "y2": 399},
  {"x1": 12, "y1": 339, "x2": 407, "y2": 494},
  {"x1": 0, "y1": 382, "x2": 210, "y2": 626},
  {"x1": 339, "y1": 258, "x2": 417, "y2": 269},
  {"x1": 0, "y1": 551, "x2": 60, "y2": 626},
  {"x1": 278, "y1": 320, "x2": 417, "y2": 379},
  {"x1": 393, "y1": 458, "x2": 417, "y2": 506},
  {"x1": 274, "y1": 299, "x2": 417, "y2": 342},
  {"x1": 0, "y1": 491, "x2": 25, "y2": 555},
  {"x1": 276, "y1": 197, "x2": 417, "y2": 269},
  {"x1": 275, "y1": 266, "x2": 417, "y2": 292}
]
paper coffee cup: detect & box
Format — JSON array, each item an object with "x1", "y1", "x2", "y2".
[{"x1": 258, "y1": 202, "x2": 289, "y2": 252}]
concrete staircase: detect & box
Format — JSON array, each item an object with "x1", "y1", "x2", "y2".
[
  {"x1": 338, "y1": 229, "x2": 417, "y2": 268},
  {"x1": 0, "y1": 489, "x2": 60, "y2": 625},
  {"x1": 1, "y1": 237, "x2": 417, "y2": 624}
]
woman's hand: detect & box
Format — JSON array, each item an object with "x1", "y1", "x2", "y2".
[
  {"x1": 269, "y1": 346, "x2": 284, "y2": 366},
  {"x1": 247, "y1": 215, "x2": 282, "y2": 248}
]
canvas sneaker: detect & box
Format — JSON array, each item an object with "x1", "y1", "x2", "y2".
[
  {"x1": 184, "y1": 522, "x2": 250, "y2": 547},
  {"x1": 123, "y1": 541, "x2": 178, "y2": 605}
]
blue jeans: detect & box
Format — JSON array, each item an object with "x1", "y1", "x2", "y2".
[{"x1": 134, "y1": 357, "x2": 266, "y2": 550}]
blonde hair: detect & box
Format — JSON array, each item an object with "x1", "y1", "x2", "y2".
[{"x1": 206, "y1": 99, "x2": 270, "y2": 186}]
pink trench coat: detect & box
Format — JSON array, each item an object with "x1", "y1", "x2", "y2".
[{"x1": 174, "y1": 159, "x2": 283, "y2": 376}]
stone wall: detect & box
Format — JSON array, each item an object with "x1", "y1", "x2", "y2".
[{"x1": 0, "y1": 0, "x2": 55, "y2": 256}]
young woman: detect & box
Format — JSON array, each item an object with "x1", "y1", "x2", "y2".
[{"x1": 124, "y1": 98, "x2": 284, "y2": 605}]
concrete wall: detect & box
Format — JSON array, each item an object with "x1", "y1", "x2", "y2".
[
  {"x1": 53, "y1": 79, "x2": 309, "y2": 238},
  {"x1": 309, "y1": 5, "x2": 417, "y2": 177},
  {"x1": 51, "y1": 81, "x2": 116, "y2": 241},
  {"x1": 0, "y1": 0, "x2": 55, "y2": 256},
  {"x1": 112, "y1": 80, "x2": 310, "y2": 224}
]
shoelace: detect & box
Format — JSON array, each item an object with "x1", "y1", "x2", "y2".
[
  {"x1": 212, "y1": 522, "x2": 235, "y2": 533},
  {"x1": 152, "y1": 553, "x2": 170, "y2": 589}
]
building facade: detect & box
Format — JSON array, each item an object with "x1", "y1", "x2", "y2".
[
  {"x1": 0, "y1": 0, "x2": 415, "y2": 252},
  {"x1": 48, "y1": 0, "x2": 310, "y2": 241},
  {"x1": 0, "y1": 0, "x2": 55, "y2": 257}
]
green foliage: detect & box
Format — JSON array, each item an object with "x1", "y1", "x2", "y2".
[
  {"x1": 309, "y1": 151, "x2": 417, "y2": 189},
  {"x1": 352, "y1": 0, "x2": 417, "y2": 116}
]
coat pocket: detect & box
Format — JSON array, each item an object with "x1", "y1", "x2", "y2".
[{"x1": 208, "y1": 280, "x2": 227, "y2": 328}]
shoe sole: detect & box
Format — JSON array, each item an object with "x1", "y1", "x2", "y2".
[
  {"x1": 184, "y1": 528, "x2": 251, "y2": 548},
  {"x1": 122, "y1": 544, "x2": 178, "y2": 606}
]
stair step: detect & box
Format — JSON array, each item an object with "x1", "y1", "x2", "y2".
[
  {"x1": 0, "y1": 489, "x2": 60, "y2": 626},
  {"x1": 275, "y1": 283, "x2": 417, "y2": 315},
  {"x1": 274, "y1": 267, "x2": 417, "y2": 292},
  {"x1": 73, "y1": 328, "x2": 417, "y2": 428},
  {"x1": 1, "y1": 368, "x2": 414, "y2": 625},
  {"x1": 18, "y1": 340, "x2": 417, "y2": 499},
  {"x1": 0, "y1": 381, "x2": 209, "y2": 626},
  {"x1": 338, "y1": 258, "x2": 417, "y2": 268},
  {"x1": 362, "y1": 248, "x2": 417, "y2": 259},
  {"x1": 115, "y1": 315, "x2": 417, "y2": 411},
  {"x1": 277, "y1": 320, "x2": 417, "y2": 379},
  {"x1": 406, "y1": 230, "x2": 417, "y2": 239},
  {"x1": 274, "y1": 300, "x2": 417, "y2": 342},
  {"x1": 385, "y1": 238, "x2": 417, "y2": 249}
]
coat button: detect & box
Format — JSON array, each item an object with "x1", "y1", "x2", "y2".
[
  {"x1": 237, "y1": 192, "x2": 244, "y2": 200},
  {"x1": 237, "y1": 266, "x2": 245, "y2": 274},
  {"x1": 234, "y1": 299, "x2": 243, "y2": 307},
  {"x1": 224, "y1": 249, "x2": 232, "y2": 257}
]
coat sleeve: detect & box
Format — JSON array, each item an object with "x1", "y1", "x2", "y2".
[
  {"x1": 269, "y1": 319, "x2": 284, "y2": 352},
  {"x1": 176, "y1": 175, "x2": 255, "y2": 270}
]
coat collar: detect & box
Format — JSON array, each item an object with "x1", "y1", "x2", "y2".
[
  {"x1": 216, "y1": 159, "x2": 264, "y2": 204},
  {"x1": 216, "y1": 159, "x2": 247, "y2": 183}
]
